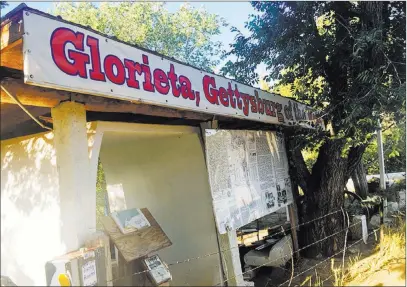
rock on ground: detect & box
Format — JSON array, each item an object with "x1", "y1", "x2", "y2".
[
  {"x1": 387, "y1": 201, "x2": 399, "y2": 213},
  {"x1": 399, "y1": 190, "x2": 406, "y2": 210},
  {"x1": 350, "y1": 215, "x2": 366, "y2": 240},
  {"x1": 370, "y1": 214, "x2": 381, "y2": 228}
]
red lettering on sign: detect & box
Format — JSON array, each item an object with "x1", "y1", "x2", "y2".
[
  {"x1": 179, "y1": 76, "x2": 195, "y2": 100},
  {"x1": 227, "y1": 83, "x2": 236, "y2": 109},
  {"x1": 124, "y1": 59, "x2": 142, "y2": 89},
  {"x1": 256, "y1": 91, "x2": 265, "y2": 115},
  {"x1": 240, "y1": 93, "x2": 250, "y2": 116},
  {"x1": 168, "y1": 64, "x2": 180, "y2": 97},
  {"x1": 203, "y1": 76, "x2": 219, "y2": 105},
  {"x1": 219, "y1": 87, "x2": 229, "y2": 107},
  {"x1": 276, "y1": 103, "x2": 284, "y2": 122},
  {"x1": 48, "y1": 27, "x2": 324, "y2": 126},
  {"x1": 265, "y1": 100, "x2": 272, "y2": 116},
  {"x1": 234, "y1": 85, "x2": 243, "y2": 110},
  {"x1": 86, "y1": 36, "x2": 105, "y2": 81},
  {"x1": 153, "y1": 69, "x2": 170, "y2": 95},
  {"x1": 104, "y1": 55, "x2": 125, "y2": 85},
  {"x1": 250, "y1": 95, "x2": 258, "y2": 113},
  {"x1": 50, "y1": 27, "x2": 89, "y2": 78},
  {"x1": 141, "y1": 55, "x2": 155, "y2": 92}
]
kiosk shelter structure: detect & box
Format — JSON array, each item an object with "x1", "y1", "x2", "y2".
[{"x1": 1, "y1": 4, "x2": 322, "y2": 286}]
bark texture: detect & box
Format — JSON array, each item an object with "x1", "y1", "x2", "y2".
[
  {"x1": 287, "y1": 136, "x2": 367, "y2": 257},
  {"x1": 351, "y1": 161, "x2": 369, "y2": 199}
]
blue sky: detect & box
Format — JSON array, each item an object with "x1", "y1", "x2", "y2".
[{"x1": 1, "y1": 1, "x2": 266, "y2": 83}]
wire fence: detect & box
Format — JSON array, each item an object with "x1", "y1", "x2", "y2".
[
  {"x1": 105, "y1": 208, "x2": 377, "y2": 286},
  {"x1": 276, "y1": 228, "x2": 380, "y2": 287},
  {"x1": 167, "y1": 208, "x2": 347, "y2": 266},
  {"x1": 217, "y1": 218, "x2": 362, "y2": 285}
]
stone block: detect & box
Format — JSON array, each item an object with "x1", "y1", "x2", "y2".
[
  {"x1": 387, "y1": 201, "x2": 399, "y2": 213},
  {"x1": 370, "y1": 214, "x2": 381, "y2": 228},
  {"x1": 398, "y1": 190, "x2": 406, "y2": 210}
]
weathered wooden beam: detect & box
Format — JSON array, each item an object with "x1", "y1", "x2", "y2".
[
  {"x1": 0, "y1": 78, "x2": 212, "y2": 120},
  {"x1": 1, "y1": 103, "x2": 51, "y2": 139},
  {"x1": 1, "y1": 9, "x2": 24, "y2": 50},
  {"x1": 1, "y1": 39, "x2": 23, "y2": 70}
]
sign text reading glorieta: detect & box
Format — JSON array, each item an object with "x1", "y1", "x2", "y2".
[{"x1": 46, "y1": 25, "x2": 321, "y2": 126}]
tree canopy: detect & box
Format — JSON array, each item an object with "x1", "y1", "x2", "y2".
[
  {"x1": 0, "y1": 1, "x2": 8, "y2": 9},
  {"x1": 52, "y1": 2, "x2": 227, "y2": 72},
  {"x1": 222, "y1": 2, "x2": 405, "y2": 145},
  {"x1": 363, "y1": 115, "x2": 406, "y2": 174},
  {"x1": 221, "y1": 2, "x2": 406, "y2": 256}
]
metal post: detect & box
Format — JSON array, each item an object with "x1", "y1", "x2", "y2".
[{"x1": 377, "y1": 120, "x2": 386, "y2": 190}]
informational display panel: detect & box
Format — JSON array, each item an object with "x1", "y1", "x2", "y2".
[
  {"x1": 205, "y1": 130, "x2": 293, "y2": 234},
  {"x1": 22, "y1": 11, "x2": 323, "y2": 129}
]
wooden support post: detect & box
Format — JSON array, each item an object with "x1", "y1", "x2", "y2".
[
  {"x1": 102, "y1": 235, "x2": 113, "y2": 287},
  {"x1": 288, "y1": 204, "x2": 300, "y2": 260},
  {"x1": 217, "y1": 232, "x2": 245, "y2": 286},
  {"x1": 116, "y1": 255, "x2": 160, "y2": 286},
  {"x1": 199, "y1": 120, "x2": 244, "y2": 286},
  {"x1": 199, "y1": 120, "x2": 227, "y2": 286},
  {"x1": 117, "y1": 253, "x2": 133, "y2": 286},
  {"x1": 85, "y1": 232, "x2": 113, "y2": 286}
]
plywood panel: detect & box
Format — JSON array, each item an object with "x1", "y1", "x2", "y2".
[{"x1": 101, "y1": 208, "x2": 172, "y2": 262}]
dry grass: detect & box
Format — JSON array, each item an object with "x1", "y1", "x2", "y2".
[
  {"x1": 300, "y1": 270, "x2": 323, "y2": 287},
  {"x1": 299, "y1": 215, "x2": 406, "y2": 287},
  {"x1": 343, "y1": 215, "x2": 406, "y2": 286}
]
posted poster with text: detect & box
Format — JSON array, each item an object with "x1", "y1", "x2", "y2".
[{"x1": 205, "y1": 130, "x2": 293, "y2": 234}]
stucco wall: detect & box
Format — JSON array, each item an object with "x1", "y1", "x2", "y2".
[
  {"x1": 100, "y1": 132, "x2": 223, "y2": 286},
  {"x1": 1, "y1": 132, "x2": 64, "y2": 286}
]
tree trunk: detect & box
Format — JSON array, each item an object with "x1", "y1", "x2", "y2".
[
  {"x1": 303, "y1": 140, "x2": 348, "y2": 257},
  {"x1": 286, "y1": 132, "x2": 368, "y2": 258},
  {"x1": 288, "y1": 139, "x2": 348, "y2": 257},
  {"x1": 351, "y1": 161, "x2": 369, "y2": 199}
]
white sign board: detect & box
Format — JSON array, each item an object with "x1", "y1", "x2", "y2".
[
  {"x1": 22, "y1": 11, "x2": 323, "y2": 128},
  {"x1": 82, "y1": 260, "x2": 97, "y2": 286},
  {"x1": 205, "y1": 130, "x2": 293, "y2": 234}
]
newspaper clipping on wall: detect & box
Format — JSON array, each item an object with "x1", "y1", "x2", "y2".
[{"x1": 205, "y1": 130, "x2": 293, "y2": 234}]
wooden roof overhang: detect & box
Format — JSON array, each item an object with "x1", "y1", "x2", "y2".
[{"x1": 0, "y1": 4, "x2": 294, "y2": 140}]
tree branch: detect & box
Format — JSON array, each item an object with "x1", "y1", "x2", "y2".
[
  {"x1": 346, "y1": 144, "x2": 367, "y2": 178},
  {"x1": 286, "y1": 138, "x2": 311, "y2": 195}
]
